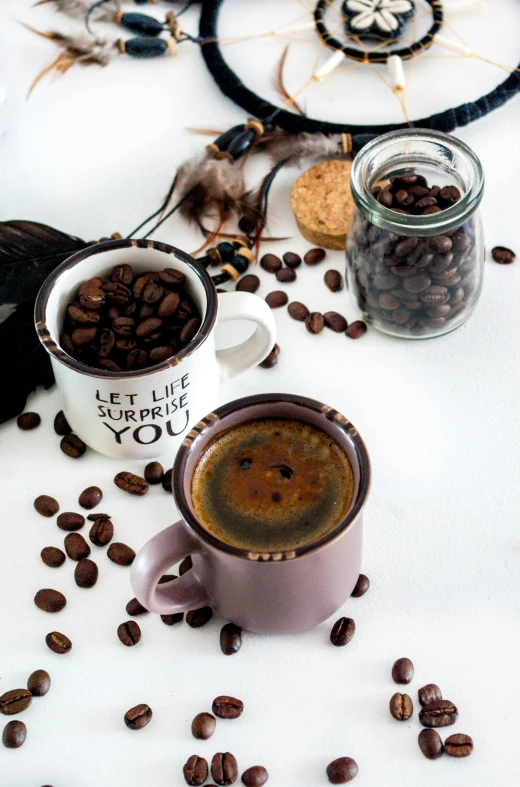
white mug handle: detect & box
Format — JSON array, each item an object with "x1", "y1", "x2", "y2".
[{"x1": 215, "y1": 291, "x2": 276, "y2": 380}]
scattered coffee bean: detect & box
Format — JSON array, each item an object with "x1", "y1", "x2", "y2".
[
  {"x1": 124, "y1": 703, "x2": 152, "y2": 730},
  {"x1": 2, "y1": 720, "x2": 26, "y2": 748},
  {"x1": 74, "y1": 558, "x2": 98, "y2": 588},
  {"x1": 242, "y1": 766, "x2": 269, "y2": 786},
  {"x1": 27, "y1": 670, "x2": 51, "y2": 697},
  {"x1": 144, "y1": 461, "x2": 164, "y2": 485},
  {"x1": 260, "y1": 254, "x2": 282, "y2": 274},
  {"x1": 390, "y1": 692, "x2": 413, "y2": 721},
  {"x1": 45, "y1": 631, "x2": 72, "y2": 655},
  {"x1": 212, "y1": 752, "x2": 238, "y2": 786},
  {"x1": 392, "y1": 657, "x2": 414, "y2": 684},
  {"x1": 304, "y1": 248, "x2": 326, "y2": 265},
  {"x1": 41, "y1": 546, "x2": 66, "y2": 568},
  {"x1": 259, "y1": 344, "x2": 280, "y2": 369},
  {"x1": 418, "y1": 684, "x2": 442, "y2": 707},
  {"x1": 212, "y1": 696, "x2": 244, "y2": 720},
  {"x1": 326, "y1": 756, "x2": 358, "y2": 784},
  {"x1": 419, "y1": 699, "x2": 458, "y2": 728},
  {"x1": 444, "y1": 733, "x2": 473, "y2": 757},
  {"x1": 345, "y1": 320, "x2": 367, "y2": 339},
  {"x1": 34, "y1": 589, "x2": 66, "y2": 613},
  {"x1": 64, "y1": 532, "x2": 90, "y2": 561},
  {"x1": 114, "y1": 471, "x2": 149, "y2": 496},
  {"x1": 60, "y1": 433, "x2": 86, "y2": 458},
  {"x1": 117, "y1": 620, "x2": 142, "y2": 647},
  {"x1": 186, "y1": 606, "x2": 213, "y2": 628},
  {"x1": 324, "y1": 312, "x2": 348, "y2": 332},
  {"x1": 0, "y1": 689, "x2": 32, "y2": 716},
  {"x1": 17, "y1": 412, "x2": 41, "y2": 430},
  {"x1": 283, "y1": 252, "x2": 302, "y2": 269},
  {"x1": 220, "y1": 623, "x2": 242, "y2": 655},
  {"x1": 179, "y1": 556, "x2": 192, "y2": 575},
  {"x1": 107, "y1": 542, "x2": 135, "y2": 566},
  {"x1": 162, "y1": 468, "x2": 173, "y2": 493},
  {"x1": 161, "y1": 612, "x2": 184, "y2": 625},
  {"x1": 53, "y1": 410, "x2": 72, "y2": 436},
  {"x1": 492, "y1": 245, "x2": 515, "y2": 264},
  {"x1": 324, "y1": 270, "x2": 344, "y2": 292},
  {"x1": 126, "y1": 598, "x2": 148, "y2": 616},
  {"x1": 34, "y1": 495, "x2": 59, "y2": 517},
  {"x1": 57, "y1": 512, "x2": 85, "y2": 531},
  {"x1": 78, "y1": 486, "x2": 102, "y2": 510},
  {"x1": 89, "y1": 518, "x2": 114, "y2": 546},
  {"x1": 276, "y1": 267, "x2": 296, "y2": 283},
  {"x1": 305, "y1": 312, "x2": 325, "y2": 335},
  {"x1": 191, "y1": 712, "x2": 216, "y2": 740},
  {"x1": 418, "y1": 728, "x2": 444, "y2": 759},
  {"x1": 236, "y1": 275, "x2": 260, "y2": 293},
  {"x1": 330, "y1": 617, "x2": 355, "y2": 647},
  {"x1": 351, "y1": 574, "x2": 370, "y2": 597},
  {"x1": 287, "y1": 301, "x2": 309, "y2": 321},
  {"x1": 184, "y1": 754, "x2": 209, "y2": 785},
  {"x1": 265, "y1": 291, "x2": 288, "y2": 308}
]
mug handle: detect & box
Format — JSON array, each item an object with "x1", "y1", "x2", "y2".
[
  {"x1": 215, "y1": 291, "x2": 276, "y2": 380},
  {"x1": 130, "y1": 521, "x2": 209, "y2": 614}
]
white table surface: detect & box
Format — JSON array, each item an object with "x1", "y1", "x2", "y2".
[{"x1": 1, "y1": 1, "x2": 520, "y2": 785}]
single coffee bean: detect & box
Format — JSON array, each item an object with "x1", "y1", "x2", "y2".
[
  {"x1": 191, "y1": 712, "x2": 216, "y2": 740},
  {"x1": 27, "y1": 669, "x2": 51, "y2": 697},
  {"x1": 220, "y1": 623, "x2": 242, "y2": 655},
  {"x1": 345, "y1": 320, "x2": 367, "y2": 339},
  {"x1": 283, "y1": 251, "x2": 302, "y2": 269},
  {"x1": 276, "y1": 267, "x2": 296, "y2": 283},
  {"x1": 212, "y1": 696, "x2": 244, "y2": 720},
  {"x1": 107, "y1": 542, "x2": 135, "y2": 566},
  {"x1": 184, "y1": 754, "x2": 209, "y2": 785},
  {"x1": 162, "y1": 468, "x2": 173, "y2": 493},
  {"x1": 304, "y1": 247, "x2": 326, "y2": 265},
  {"x1": 124, "y1": 703, "x2": 152, "y2": 730},
  {"x1": 492, "y1": 245, "x2": 516, "y2": 264},
  {"x1": 126, "y1": 598, "x2": 148, "y2": 616},
  {"x1": 186, "y1": 606, "x2": 213, "y2": 628},
  {"x1": 324, "y1": 312, "x2": 348, "y2": 332},
  {"x1": 211, "y1": 752, "x2": 238, "y2": 786},
  {"x1": 71, "y1": 326, "x2": 98, "y2": 346},
  {"x1": 45, "y1": 631, "x2": 72, "y2": 654},
  {"x1": 114, "y1": 471, "x2": 149, "y2": 496},
  {"x1": 326, "y1": 756, "x2": 358, "y2": 784},
  {"x1": 403, "y1": 274, "x2": 431, "y2": 294},
  {"x1": 351, "y1": 574, "x2": 370, "y2": 597},
  {"x1": 324, "y1": 269, "x2": 344, "y2": 292},
  {"x1": 34, "y1": 589, "x2": 66, "y2": 613},
  {"x1": 180, "y1": 317, "x2": 201, "y2": 345},
  {"x1": 161, "y1": 612, "x2": 184, "y2": 625},
  {"x1": 392, "y1": 657, "x2": 414, "y2": 684},
  {"x1": 0, "y1": 689, "x2": 32, "y2": 716},
  {"x1": 53, "y1": 410, "x2": 72, "y2": 436},
  {"x1": 330, "y1": 617, "x2": 355, "y2": 647},
  {"x1": 135, "y1": 317, "x2": 163, "y2": 338},
  {"x1": 428, "y1": 235, "x2": 452, "y2": 254},
  {"x1": 34, "y1": 495, "x2": 59, "y2": 517},
  {"x1": 141, "y1": 281, "x2": 164, "y2": 304},
  {"x1": 144, "y1": 461, "x2": 164, "y2": 485},
  {"x1": 2, "y1": 720, "x2": 26, "y2": 748},
  {"x1": 148, "y1": 346, "x2": 171, "y2": 365},
  {"x1": 444, "y1": 733, "x2": 473, "y2": 757},
  {"x1": 390, "y1": 692, "x2": 413, "y2": 721},
  {"x1": 117, "y1": 620, "x2": 141, "y2": 647},
  {"x1": 89, "y1": 518, "x2": 114, "y2": 546},
  {"x1": 260, "y1": 254, "x2": 282, "y2": 273},
  {"x1": 159, "y1": 268, "x2": 185, "y2": 286},
  {"x1": 41, "y1": 546, "x2": 66, "y2": 568},
  {"x1": 236, "y1": 274, "x2": 260, "y2": 293},
  {"x1": 17, "y1": 412, "x2": 40, "y2": 430},
  {"x1": 418, "y1": 684, "x2": 442, "y2": 707},
  {"x1": 158, "y1": 290, "x2": 181, "y2": 318},
  {"x1": 242, "y1": 765, "x2": 269, "y2": 786},
  {"x1": 179, "y1": 556, "x2": 192, "y2": 575},
  {"x1": 265, "y1": 291, "x2": 288, "y2": 308},
  {"x1": 418, "y1": 729, "x2": 444, "y2": 759},
  {"x1": 78, "y1": 486, "x2": 102, "y2": 510},
  {"x1": 259, "y1": 344, "x2": 280, "y2": 369},
  {"x1": 439, "y1": 185, "x2": 461, "y2": 205},
  {"x1": 419, "y1": 699, "x2": 458, "y2": 728},
  {"x1": 111, "y1": 263, "x2": 133, "y2": 285},
  {"x1": 57, "y1": 512, "x2": 85, "y2": 531},
  {"x1": 74, "y1": 558, "x2": 98, "y2": 588},
  {"x1": 305, "y1": 312, "x2": 325, "y2": 335},
  {"x1": 287, "y1": 301, "x2": 309, "y2": 321},
  {"x1": 379, "y1": 292, "x2": 401, "y2": 311},
  {"x1": 60, "y1": 433, "x2": 87, "y2": 458},
  {"x1": 64, "y1": 532, "x2": 90, "y2": 561}
]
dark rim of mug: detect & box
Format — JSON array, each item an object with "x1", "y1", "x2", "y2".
[
  {"x1": 173, "y1": 393, "x2": 371, "y2": 562},
  {"x1": 34, "y1": 238, "x2": 218, "y2": 380}
]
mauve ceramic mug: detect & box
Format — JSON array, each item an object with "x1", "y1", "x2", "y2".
[{"x1": 131, "y1": 393, "x2": 371, "y2": 634}]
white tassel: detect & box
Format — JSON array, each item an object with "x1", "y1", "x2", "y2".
[
  {"x1": 387, "y1": 54, "x2": 406, "y2": 90},
  {"x1": 313, "y1": 49, "x2": 346, "y2": 80},
  {"x1": 434, "y1": 34, "x2": 473, "y2": 56},
  {"x1": 273, "y1": 20, "x2": 315, "y2": 36}
]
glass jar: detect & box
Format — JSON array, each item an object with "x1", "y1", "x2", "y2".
[{"x1": 346, "y1": 129, "x2": 485, "y2": 339}]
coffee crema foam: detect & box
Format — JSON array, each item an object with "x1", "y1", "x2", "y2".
[{"x1": 190, "y1": 419, "x2": 354, "y2": 552}]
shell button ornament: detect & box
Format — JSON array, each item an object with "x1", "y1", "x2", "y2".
[{"x1": 343, "y1": 0, "x2": 416, "y2": 40}]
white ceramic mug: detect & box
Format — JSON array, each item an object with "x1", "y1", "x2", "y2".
[{"x1": 35, "y1": 238, "x2": 276, "y2": 459}]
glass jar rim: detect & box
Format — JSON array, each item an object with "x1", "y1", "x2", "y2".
[{"x1": 350, "y1": 128, "x2": 485, "y2": 236}]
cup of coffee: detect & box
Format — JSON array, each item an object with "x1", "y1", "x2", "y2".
[
  {"x1": 131, "y1": 393, "x2": 371, "y2": 634},
  {"x1": 35, "y1": 239, "x2": 276, "y2": 459}
]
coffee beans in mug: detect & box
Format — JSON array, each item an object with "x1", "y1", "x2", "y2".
[
  {"x1": 330, "y1": 617, "x2": 355, "y2": 647},
  {"x1": 89, "y1": 517, "x2": 114, "y2": 546},
  {"x1": 34, "y1": 495, "x2": 59, "y2": 517},
  {"x1": 326, "y1": 756, "x2": 358, "y2": 784},
  {"x1": 78, "y1": 486, "x2": 102, "y2": 509},
  {"x1": 117, "y1": 621, "x2": 141, "y2": 647},
  {"x1": 27, "y1": 670, "x2": 51, "y2": 697},
  {"x1": 54, "y1": 410, "x2": 72, "y2": 436},
  {"x1": 2, "y1": 720, "x2": 26, "y2": 748},
  {"x1": 107, "y1": 542, "x2": 135, "y2": 566},
  {"x1": 392, "y1": 657, "x2": 414, "y2": 684},
  {"x1": 418, "y1": 729, "x2": 444, "y2": 760},
  {"x1": 444, "y1": 733, "x2": 473, "y2": 757},
  {"x1": 114, "y1": 472, "x2": 149, "y2": 496},
  {"x1": 41, "y1": 547, "x2": 66, "y2": 568},
  {"x1": 186, "y1": 606, "x2": 213, "y2": 628},
  {"x1": 144, "y1": 461, "x2": 164, "y2": 485},
  {"x1": 389, "y1": 693, "x2": 413, "y2": 721},
  {"x1": 211, "y1": 752, "x2": 238, "y2": 786},
  {"x1": 124, "y1": 703, "x2": 152, "y2": 730},
  {"x1": 17, "y1": 412, "x2": 40, "y2": 430},
  {"x1": 74, "y1": 558, "x2": 98, "y2": 588},
  {"x1": 57, "y1": 512, "x2": 85, "y2": 531},
  {"x1": 191, "y1": 712, "x2": 216, "y2": 740},
  {"x1": 212, "y1": 696, "x2": 244, "y2": 720},
  {"x1": 418, "y1": 684, "x2": 442, "y2": 707},
  {"x1": 64, "y1": 533, "x2": 90, "y2": 561},
  {"x1": 0, "y1": 689, "x2": 32, "y2": 716},
  {"x1": 45, "y1": 631, "x2": 72, "y2": 655},
  {"x1": 351, "y1": 574, "x2": 370, "y2": 597},
  {"x1": 419, "y1": 699, "x2": 458, "y2": 728},
  {"x1": 60, "y1": 434, "x2": 87, "y2": 458},
  {"x1": 127, "y1": 598, "x2": 148, "y2": 616},
  {"x1": 34, "y1": 589, "x2": 66, "y2": 613},
  {"x1": 220, "y1": 623, "x2": 242, "y2": 655},
  {"x1": 184, "y1": 755, "x2": 208, "y2": 785},
  {"x1": 242, "y1": 766, "x2": 269, "y2": 786}
]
